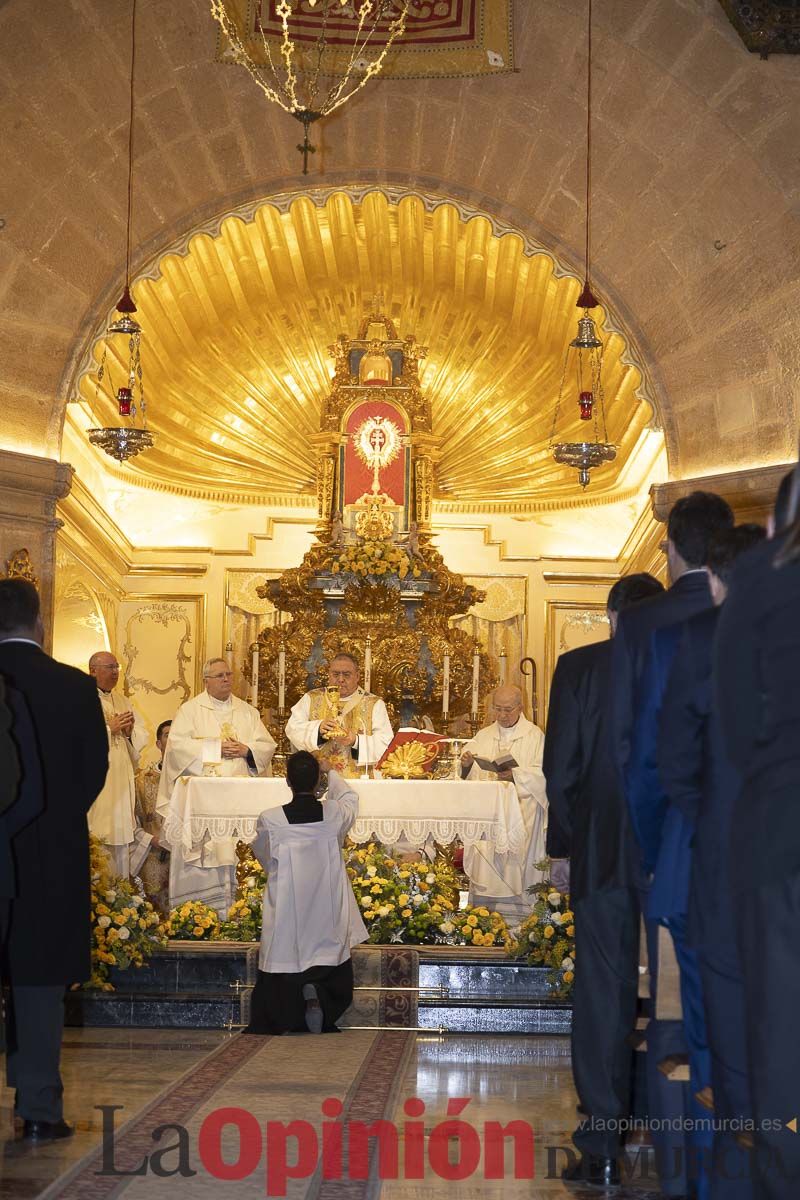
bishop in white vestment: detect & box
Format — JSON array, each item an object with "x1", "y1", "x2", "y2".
[
  {"x1": 462, "y1": 685, "x2": 549, "y2": 917},
  {"x1": 157, "y1": 658, "x2": 276, "y2": 911},
  {"x1": 285, "y1": 652, "x2": 392, "y2": 776},
  {"x1": 87, "y1": 652, "x2": 150, "y2": 878}
]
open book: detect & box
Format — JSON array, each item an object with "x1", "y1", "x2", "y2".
[{"x1": 470, "y1": 752, "x2": 518, "y2": 774}]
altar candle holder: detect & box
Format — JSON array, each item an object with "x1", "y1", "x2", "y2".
[
  {"x1": 251, "y1": 646, "x2": 260, "y2": 709},
  {"x1": 277, "y1": 641, "x2": 286, "y2": 712},
  {"x1": 471, "y1": 643, "x2": 480, "y2": 726},
  {"x1": 364, "y1": 635, "x2": 372, "y2": 694},
  {"x1": 271, "y1": 704, "x2": 288, "y2": 777}
]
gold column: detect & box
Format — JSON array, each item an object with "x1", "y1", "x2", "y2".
[
  {"x1": 310, "y1": 433, "x2": 341, "y2": 529},
  {"x1": 411, "y1": 433, "x2": 441, "y2": 532}
]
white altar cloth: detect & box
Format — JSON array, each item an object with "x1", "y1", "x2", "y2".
[{"x1": 161, "y1": 776, "x2": 527, "y2": 914}]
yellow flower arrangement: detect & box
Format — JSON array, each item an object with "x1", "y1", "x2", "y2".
[
  {"x1": 87, "y1": 837, "x2": 167, "y2": 992},
  {"x1": 326, "y1": 537, "x2": 424, "y2": 583},
  {"x1": 508, "y1": 877, "x2": 576, "y2": 998},
  {"x1": 344, "y1": 843, "x2": 495, "y2": 946},
  {"x1": 166, "y1": 899, "x2": 221, "y2": 941}
]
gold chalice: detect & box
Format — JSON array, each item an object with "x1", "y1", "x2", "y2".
[{"x1": 323, "y1": 685, "x2": 347, "y2": 740}]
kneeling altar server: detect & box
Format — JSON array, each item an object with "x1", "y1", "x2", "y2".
[{"x1": 246, "y1": 753, "x2": 368, "y2": 1034}]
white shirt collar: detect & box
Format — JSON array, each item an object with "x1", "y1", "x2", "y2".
[{"x1": 0, "y1": 637, "x2": 41, "y2": 647}]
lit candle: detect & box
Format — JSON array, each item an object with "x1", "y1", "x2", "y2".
[
  {"x1": 251, "y1": 646, "x2": 259, "y2": 709},
  {"x1": 442, "y1": 651, "x2": 450, "y2": 715},
  {"x1": 471, "y1": 646, "x2": 480, "y2": 718},
  {"x1": 498, "y1": 649, "x2": 507, "y2": 686},
  {"x1": 277, "y1": 643, "x2": 286, "y2": 712},
  {"x1": 364, "y1": 636, "x2": 372, "y2": 693}
]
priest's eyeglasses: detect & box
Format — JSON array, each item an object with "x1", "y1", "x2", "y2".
[{"x1": 207, "y1": 670, "x2": 233, "y2": 680}]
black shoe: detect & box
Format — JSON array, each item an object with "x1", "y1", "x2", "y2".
[
  {"x1": 22, "y1": 1119, "x2": 74, "y2": 1142},
  {"x1": 562, "y1": 1154, "x2": 621, "y2": 1187}
]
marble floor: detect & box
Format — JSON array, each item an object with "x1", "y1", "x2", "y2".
[{"x1": 0, "y1": 1031, "x2": 659, "y2": 1200}]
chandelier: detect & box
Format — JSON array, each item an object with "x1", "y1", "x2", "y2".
[
  {"x1": 87, "y1": 0, "x2": 154, "y2": 465},
  {"x1": 550, "y1": 0, "x2": 616, "y2": 490},
  {"x1": 211, "y1": 0, "x2": 410, "y2": 173}
]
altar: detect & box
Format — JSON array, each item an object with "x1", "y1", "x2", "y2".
[{"x1": 161, "y1": 776, "x2": 528, "y2": 916}]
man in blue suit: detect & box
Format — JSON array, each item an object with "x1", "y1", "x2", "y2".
[
  {"x1": 659, "y1": 525, "x2": 766, "y2": 1200},
  {"x1": 612, "y1": 490, "x2": 733, "y2": 1198}
]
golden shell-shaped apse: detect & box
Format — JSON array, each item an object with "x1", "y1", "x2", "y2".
[{"x1": 73, "y1": 190, "x2": 649, "y2": 504}]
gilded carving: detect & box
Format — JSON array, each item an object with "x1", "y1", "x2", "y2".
[
  {"x1": 414, "y1": 457, "x2": 433, "y2": 528},
  {"x1": 4, "y1": 549, "x2": 39, "y2": 589},
  {"x1": 316, "y1": 453, "x2": 336, "y2": 522}
]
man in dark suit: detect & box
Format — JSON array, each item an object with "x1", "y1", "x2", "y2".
[
  {"x1": 658, "y1": 526, "x2": 766, "y2": 1200},
  {"x1": 715, "y1": 492, "x2": 800, "y2": 1200},
  {"x1": 0, "y1": 578, "x2": 108, "y2": 1141},
  {"x1": 1, "y1": 677, "x2": 44, "y2": 1028},
  {"x1": 544, "y1": 571, "x2": 664, "y2": 1187},
  {"x1": 611, "y1": 491, "x2": 733, "y2": 1198}
]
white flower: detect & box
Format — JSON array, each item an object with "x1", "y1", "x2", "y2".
[
  {"x1": 412, "y1": 894, "x2": 425, "y2": 906},
  {"x1": 366, "y1": 865, "x2": 377, "y2": 877},
  {"x1": 551, "y1": 912, "x2": 563, "y2": 925},
  {"x1": 117, "y1": 927, "x2": 131, "y2": 940},
  {"x1": 360, "y1": 896, "x2": 371, "y2": 907},
  {"x1": 105, "y1": 890, "x2": 117, "y2": 903},
  {"x1": 439, "y1": 921, "x2": 455, "y2": 934},
  {"x1": 97, "y1": 915, "x2": 111, "y2": 929},
  {"x1": 426, "y1": 873, "x2": 436, "y2": 884},
  {"x1": 561, "y1": 956, "x2": 574, "y2": 971},
  {"x1": 131, "y1": 895, "x2": 144, "y2": 907},
  {"x1": 547, "y1": 891, "x2": 562, "y2": 906},
  {"x1": 528, "y1": 931, "x2": 536, "y2": 942}
]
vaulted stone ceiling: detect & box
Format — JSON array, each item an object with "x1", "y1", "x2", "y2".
[
  {"x1": 1, "y1": 0, "x2": 798, "y2": 490},
  {"x1": 70, "y1": 189, "x2": 649, "y2": 503}
]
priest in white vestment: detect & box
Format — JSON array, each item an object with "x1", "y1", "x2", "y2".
[
  {"x1": 87, "y1": 652, "x2": 150, "y2": 878},
  {"x1": 246, "y1": 754, "x2": 367, "y2": 1035},
  {"x1": 157, "y1": 657, "x2": 276, "y2": 912},
  {"x1": 285, "y1": 652, "x2": 393, "y2": 776},
  {"x1": 461, "y1": 684, "x2": 549, "y2": 918}
]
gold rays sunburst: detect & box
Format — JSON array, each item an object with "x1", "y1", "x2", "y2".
[{"x1": 74, "y1": 190, "x2": 649, "y2": 503}]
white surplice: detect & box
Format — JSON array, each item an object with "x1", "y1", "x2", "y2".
[
  {"x1": 251, "y1": 772, "x2": 368, "y2": 973},
  {"x1": 285, "y1": 689, "x2": 393, "y2": 766},
  {"x1": 463, "y1": 713, "x2": 549, "y2": 915},
  {"x1": 157, "y1": 692, "x2": 276, "y2": 816},
  {"x1": 88, "y1": 689, "x2": 151, "y2": 875}
]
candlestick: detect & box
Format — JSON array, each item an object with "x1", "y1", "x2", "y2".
[
  {"x1": 277, "y1": 643, "x2": 286, "y2": 711},
  {"x1": 224, "y1": 641, "x2": 234, "y2": 672},
  {"x1": 442, "y1": 651, "x2": 450, "y2": 715},
  {"x1": 251, "y1": 646, "x2": 260, "y2": 709},
  {"x1": 364, "y1": 636, "x2": 372, "y2": 693},
  {"x1": 471, "y1": 645, "x2": 480, "y2": 719},
  {"x1": 361, "y1": 723, "x2": 371, "y2": 779},
  {"x1": 498, "y1": 649, "x2": 507, "y2": 686}
]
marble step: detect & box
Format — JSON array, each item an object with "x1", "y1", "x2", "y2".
[
  {"x1": 68, "y1": 943, "x2": 572, "y2": 1032},
  {"x1": 104, "y1": 942, "x2": 258, "y2": 994},
  {"x1": 65, "y1": 988, "x2": 248, "y2": 1030}
]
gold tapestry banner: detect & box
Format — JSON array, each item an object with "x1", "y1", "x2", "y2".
[{"x1": 218, "y1": 1, "x2": 515, "y2": 80}]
